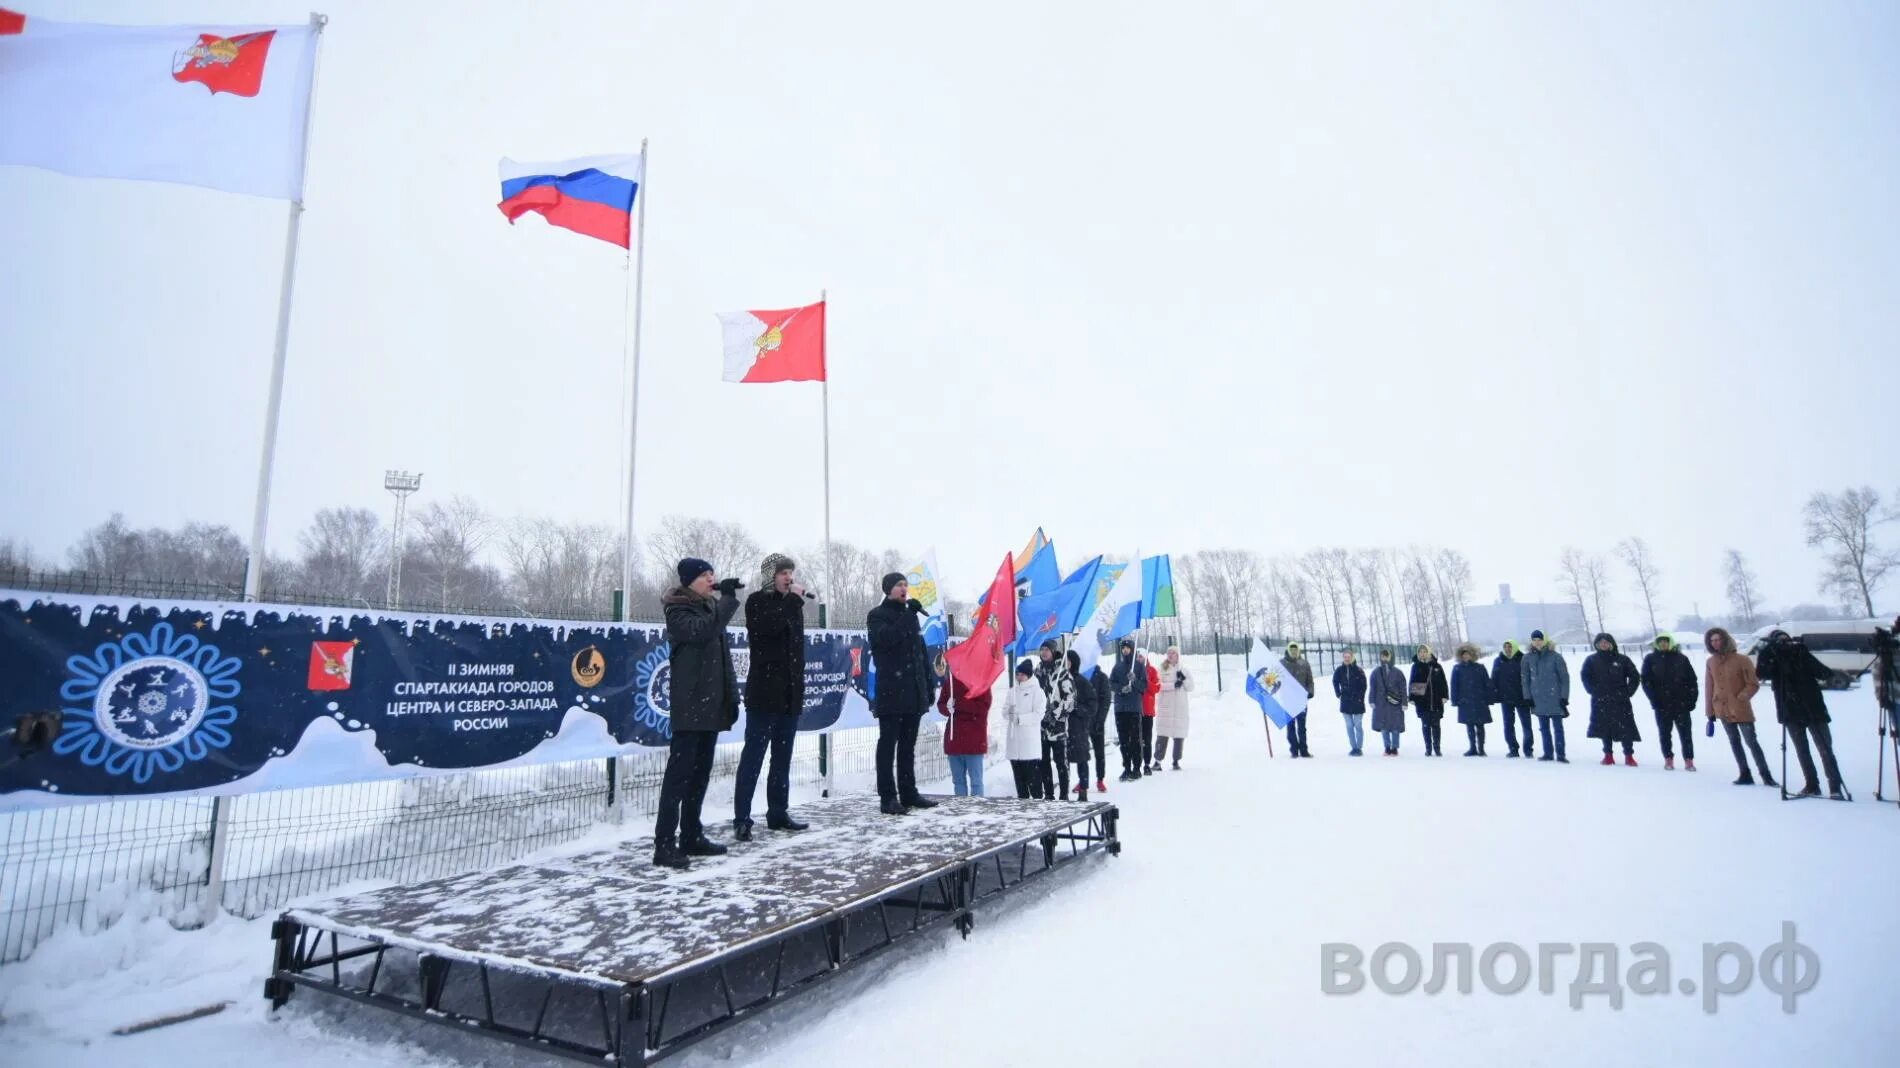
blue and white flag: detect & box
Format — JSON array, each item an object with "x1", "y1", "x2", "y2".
[
  {"x1": 1073, "y1": 557, "x2": 1142, "y2": 679},
  {"x1": 1244, "y1": 638, "x2": 1309, "y2": 728},
  {"x1": 1013, "y1": 556, "x2": 1101, "y2": 656},
  {"x1": 901, "y1": 550, "x2": 948, "y2": 647}
]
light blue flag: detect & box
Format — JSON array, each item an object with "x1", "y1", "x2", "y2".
[
  {"x1": 1016, "y1": 540, "x2": 1060, "y2": 598},
  {"x1": 1012, "y1": 556, "x2": 1102, "y2": 656},
  {"x1": 1244, "y1": 638, "x2": 1309, "y2": 727}
]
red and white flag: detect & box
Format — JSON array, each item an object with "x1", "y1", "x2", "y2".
[
  {"x1": 0, "y1": 8, "x2": 318, "y2": 199},
  {"x1": 718, "y1": 301, "x2": 827, "y2": 383}
]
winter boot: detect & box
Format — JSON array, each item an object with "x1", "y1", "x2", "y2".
[
  {"x1": 1538, "y1": 753, "x2": 1554, "y2": 762},
  {"x1": 1684, "y1": 759, "x2": 1696, "y2": 771},
  {"x1": 1663, "y1": 757, "x2": 1674, "y2": 771},
  {"x1": 1760, "y1": 771, "x2": 1778, "y2": 788},
  {"x1": 767, "y1": 814, "x2": 809, "y2": 832},
  {"x1": 1556, "y1": 754, "x2": 1569, "y2": 764},
  {"x1": 1172, "y1": 760, "x2": 1181, "y2": 770},
  {"x1": 1600, "y1": 753, "x2": 1615, "y2": 766},
  {"x1": 1624, "y1": 753, "x2": 1638, "y2": 767},
  {"x1": 901, "y1": 794, "x2": 940, "y2": 810},
  {"x1": 1096, "y1": 778, "x2": 1108, "y2": 793},
  {"x1": 652, "y1": 838, "x2": 691, "y2": 870},
  {"x1": 880, "y1": 798, "x2": 910, "y2": 815},
  {"x1": 1797, "y1": 781, "x2": 1822, "y2": 797},
  {"x1": 733, "y1": 819, "x2": 754, "y2": 842},
  {"x1": 1733, "y1": 772, "x2": 1755, "y2": 786},
  {"x1": 681, "y1": 834, "x2": 728, "y2": 857},
  {"x1": 1828, "y1": 782, "x2": 1846, "y2": 801}
]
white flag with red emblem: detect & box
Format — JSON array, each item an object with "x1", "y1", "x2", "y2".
[
  {"x1": 718, "y1": 300, "x2": 827, "y2": 383},
  {"x1": 0, "y1": 8, "x2": 318, "y2": 199}
]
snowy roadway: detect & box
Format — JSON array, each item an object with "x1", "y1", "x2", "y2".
[{"x1": 3, "y1": 653, "x2": 1898, "y2": 1066}]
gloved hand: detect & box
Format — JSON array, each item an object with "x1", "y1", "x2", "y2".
[
  {"x1": 1175, "y1": 671, "x2": 1186, "y2": 685},
  {"x1": 907, "y1": 598, "x2": 926, "y2": 615},
  {"x1": 715, "y1": 578, "x2": 745, "y2": 595}
]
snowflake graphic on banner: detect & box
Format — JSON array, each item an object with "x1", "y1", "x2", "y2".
[
  {"x1": 632, "y1": 642, "x2": 674, "y2": 742},
  {"x1": 56, "y1": 622, "x2": 241, "y2": 784}
]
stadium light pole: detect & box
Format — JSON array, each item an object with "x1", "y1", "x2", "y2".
[{"x1": 384, "y1": 470, "x2": 421, "y2": 608}]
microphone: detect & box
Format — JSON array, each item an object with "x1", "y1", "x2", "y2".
[{"x1": 801, "y1": 589, "x2": 819, "y2": 601}]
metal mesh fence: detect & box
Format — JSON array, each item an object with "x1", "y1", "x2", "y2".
[{"x1": 0, "y1": 720, "x2": 975, "y2": 964}]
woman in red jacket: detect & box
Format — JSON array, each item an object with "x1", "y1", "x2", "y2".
[
  {"x1": 937, "y1": 653, "x2": 991, "y2": 796},
  {"x1": 1140, "y1": 652, "x2": 1161, "y2": 775}
]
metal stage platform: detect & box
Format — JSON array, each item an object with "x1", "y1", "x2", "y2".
[{"x1": 266, "y1": 794, "x2": 1120, "y2": 1064}]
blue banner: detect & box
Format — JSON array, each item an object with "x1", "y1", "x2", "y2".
[{"x1": 0, "y1": 591, "x2": 875, "y2": 810}]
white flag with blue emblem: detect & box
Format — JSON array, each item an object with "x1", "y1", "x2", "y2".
[{"x1": 1244, "y1": 638, "x2": 1308, "y2": 727}]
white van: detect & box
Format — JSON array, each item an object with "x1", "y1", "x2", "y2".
[{"x1": 1742, "y1": 620, "x2": 1885, "y2": 689}]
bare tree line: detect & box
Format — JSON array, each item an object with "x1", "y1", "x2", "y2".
[{"x1": 1163, "y1": 546, "x2": 1475, "y2": 654}]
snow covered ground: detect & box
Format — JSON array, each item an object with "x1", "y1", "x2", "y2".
[{"x1": 4, "y1": 652, "x2": 1898, "y2": 1066}]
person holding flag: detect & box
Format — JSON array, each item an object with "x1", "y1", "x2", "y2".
[
  {"x1": 1110, "y1": 640, "x2": 1147, "y2": 781},
  {"x1": 1245, "y1": 638, "x2": 1311, "y2": 751},
  {"x1": 1281, "y1": 643, "x2": 1317, "y2": 758}
]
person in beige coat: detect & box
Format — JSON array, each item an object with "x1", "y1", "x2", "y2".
[
  {"x1": 1704, "y1": 626, "x2": 1777, "y2": 787},
  {"x1": 1153, "y1": 646, "x2": 1194, "y2": 770}
]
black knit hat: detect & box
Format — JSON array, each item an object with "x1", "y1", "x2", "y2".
[
  {"x1": 881, "y1": 572, "x2": 907, "y2": 595},
  {"x1": 1015, "y1": 658, "x2": 1036, "y2": 678},
  {"x1": 677, "y1": 557, "x2": 713, "y2": 587}
]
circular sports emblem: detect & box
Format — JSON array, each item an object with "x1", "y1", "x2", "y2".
[
  {"x1": 571, "y1": 645, "x2": 606, "y2": 689},
  {"x1": 632, "y1": 643, "x2": 673, "y2": 740},
  {"x1": 56, "y1": 622, "x2": 241, "y2": 784}
]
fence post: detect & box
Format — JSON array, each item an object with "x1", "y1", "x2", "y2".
[
  {"x1": 1214, "y1": 630, "x2": 1223, "y2": 693},
  {"x1": 201, "y1": 796, "x2": 232, "y2": 925}
]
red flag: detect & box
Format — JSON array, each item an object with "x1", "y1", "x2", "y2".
[
  {"x1": 0, "y1": 9, "x2": 26, "y2": 34},
  {"x1": 170, "y1": 30, "x2": 277, "y2": 98},
  {"x1": 307, "y1": 640, "x2": 355, "y2": 691},
  {"x1": 719, "y1": 301, "x2": 827, "y2": 383},
  {"x1": 945, "y1": 555, "x2": 1018, "y2": 695}
]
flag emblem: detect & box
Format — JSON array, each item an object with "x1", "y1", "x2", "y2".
[
  {"x1": 172, "y1": 31, "x2": 276, "y2": 97},
  {"x1": 719, "y1": 301, "x2": 826, "y2": 383},
  {"x1": 307, "y1": 640, "x2": 354, "y2": 691}
]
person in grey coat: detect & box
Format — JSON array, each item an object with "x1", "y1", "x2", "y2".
[
  {"x1": 1368, "y1": 648, "x2": 1408, "y2": 755},
  {"x1": 1521, "y1": 629, "x2": 1571, "y2": 763},
  {"x1": 1281, "y1": 642, "x2": 1317, "y2": 758}
]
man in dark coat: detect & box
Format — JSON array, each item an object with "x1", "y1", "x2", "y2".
[
  {"x1": 1066, "y1": 649, "x2": 1095, "y2": 799},
  {"x1": 1109, "y1": 639, "x2": 1145, "y2": 781},
  {"x1": 1756, "y1": 630, "x2": 1846, "y2": 798},
  {"x1": 1333, "y1": 651, "x2": 1368, "y2": 756},
  {"x1": 1282, "y1": 642, "x2": 1316, "y2": 758},
  {"x1": 733, "y1": 553, "x2": 809, "y2": 840},
  {"x1": 866, "y1": 572, "x2": 935, "y2": 814},
  {"x1": 1581, "y1": 632, "x2": 1642, "y2": 765},
  {"x1": 1089, "y1": 658, "x2": 1112, "y2": 792},
  {"x1": 654, "y1": 557, "x2": 743, "y2": 869},
  {"x1": 1492, "y1": 640, "x2": 1533, "y2": 758},
  {"x1": 1640, "y1": 634, "x2": 1699, "y2": 770}
]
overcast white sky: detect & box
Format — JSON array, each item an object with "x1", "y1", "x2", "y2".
[{"x1": 3, "y1": 0, "x2": 1897, "y2": 629}]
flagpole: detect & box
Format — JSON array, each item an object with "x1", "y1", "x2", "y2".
[
  {"x1": 242, "y1": 13, "x2": 327, "y2": 603},
  {"x1": 819, "y1": 289, "x2": 835, "y2": 798},
  {"x1": 620, "y1": 138, "x2": 649, "y2": 607}
]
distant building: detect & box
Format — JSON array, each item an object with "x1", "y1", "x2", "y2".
[{"x1": 1463, "y1": 585, "x2": 1589, "y2": 649}]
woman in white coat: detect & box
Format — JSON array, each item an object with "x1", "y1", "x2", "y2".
[
  {"x1": 1153, "y1": 646, "x2": 1194, "y2": 770},
  {"x1": 1003, "y1": 659, "x2": 1048, "y2": 798}
]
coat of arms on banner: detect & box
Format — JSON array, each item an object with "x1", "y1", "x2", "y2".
[{"x1": 307, "y1": 640, "x2": 354, "y2": 691}]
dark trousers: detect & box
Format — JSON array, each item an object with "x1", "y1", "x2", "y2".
[
  {"x1": 1074, "y1": 754, "x2": 1090, "y2": 797},
  {"x1": 1500, "y1": 703, "x2": 1533, "y2": 754},
  {"x1": 1140, "y1": 716, "x2": 1155, "y2": 765},
  {"x1": 1115, "y1": 709, "x2": 1141, "y2": 772},
  {"x1": 1010, "y1": 759, "x2": 1043, "y2": 799},
  {"x1": 1465, "y1": 723, "x2": 1487, "y2": 752},
  {"x1": 1654, "y1": 708, "x2": 1694, "y2": 760},
  {"x1": 1724, "y1": 721, "x2": 1771, "y2": 778},
  {"x1": 1040, "y1": 737, "x2": 1070, "y2": 799},
  {"x1": 734, "y1": 712, "x2": 798, "y2": 823},
  {"x1": 874, "y1": 712, "x2": 921, "y2": 804},
  {"x1": 1285, "y1": 714, "x2": 1308, "y2": 755},
  {"x1": 655, "y1": 729, "x2": 719, "y2": 845},
  {"x1": 1420, "y1": 717, "x2": 1442, "y2": 754},
  {"x1": 1600, "y1": 737, "x2": 1634, "y2": 755},
  {"x1": 1090, "y1": 713, "x2": 1108, "y2": 779},
  {"x1": 1538, "y1": 716, "x2": 1566, "y2": 759},
  {"x1": 1788, "y1": 722, "x2": 1844, "y2": 791}
]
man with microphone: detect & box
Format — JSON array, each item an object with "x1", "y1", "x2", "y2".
[
  {"x1": 734, "y1": 553, "x2": 812, "y2": 840},
  {"x1": 653, "y1": 557, "x2": 744, "y2": 869}
]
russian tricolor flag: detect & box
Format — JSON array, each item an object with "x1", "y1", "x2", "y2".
[{"x1": 497, "y1": 153, "x2": 642, "y2": 248}]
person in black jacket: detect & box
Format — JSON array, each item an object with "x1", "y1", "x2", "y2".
[
  {"x1": 1035, "y1": 641, "x2": 1072, "y2": 802},
  {"x1": 1066, "y1": 649, "x2": 1095, "y2": 800},
  {"x1": 866, "y1": 572, "x2": 936, "y2": 815},
  {"x1": 1409, "y1": 646, "x2": 1450, "y2": 757},
  {"x1": 1109, "y1": 639, "x2": 1145, "y2": 781},
  {"x1": 1582, "y1": 632, "x2": 1642, "y2": 766},
  {"x1": 1089, "y1": 658, "x2": 1112, "y2": 793},
  {"x1": 654, "y1": 558, "x2": 743, "y2": 869},
  {"x1": 1492, "y1": 641, "x2": 1533, "y2": 758},
  {"x1": 1756, "y1": 630, "x2": 1846, "y2": 798},
  {"x1": 1640, "y1": 634, "x2": 1699, "y2": 771},
  {"x1": 733, "y1": 553, "x2": 809, "y2": 841},
  {"x1": 1332, "y1": 651, "x2": 1368, "y2": 756}
]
